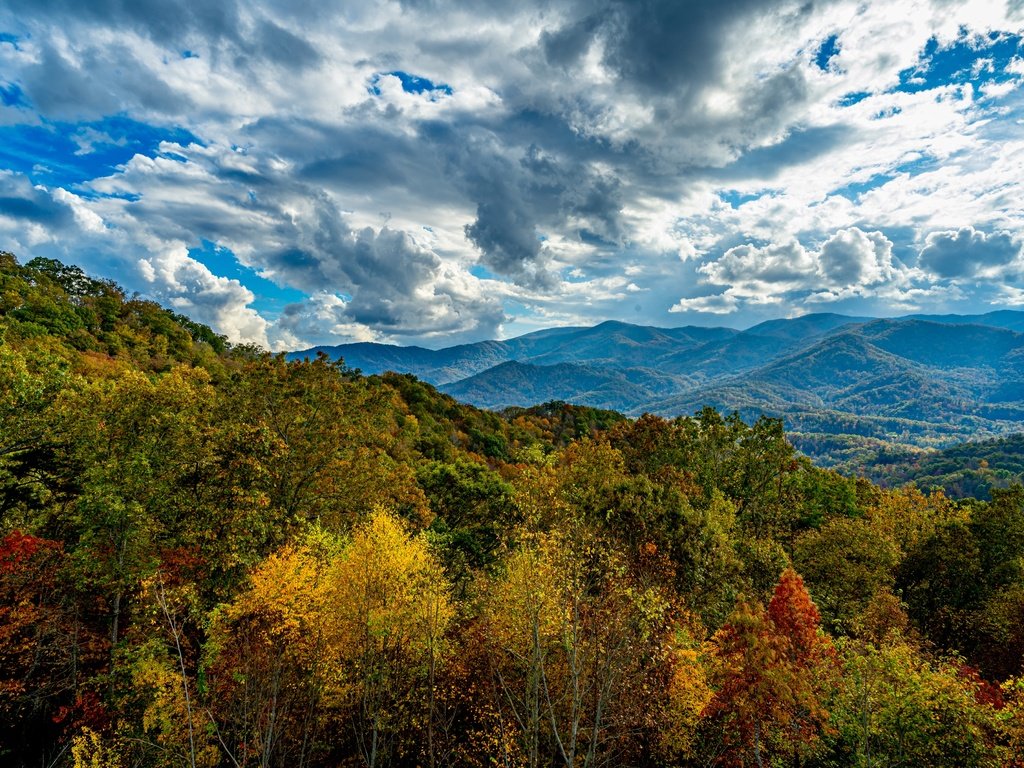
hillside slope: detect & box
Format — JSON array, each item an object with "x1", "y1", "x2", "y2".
[{"x1": 302, "y1": 312, "x2": 1024, "y2": 461}]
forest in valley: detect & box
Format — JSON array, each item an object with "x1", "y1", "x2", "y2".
[{"x1": 4, "y1": 250, "x2": 1024, "y2": 768}]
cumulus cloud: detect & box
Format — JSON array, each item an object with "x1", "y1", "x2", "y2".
[
  {"x1": 819, "y1": 227, "x2": 902, "y2": 287},
  {"x1": 267, "y1": 215, "x2": 507, "y2": 340},
  {"x1": 676, "y1": 227, "x2": 917, "y2": 315},
  {"x1": 701, "y1": 240, "x2": 818, "y2": 297},
  {"x1": 918, "y1": 226, "x2": 1022, "y2": 278},
  {"x1": 139, "y1": 244, "x2": 271, "y2": 346}
]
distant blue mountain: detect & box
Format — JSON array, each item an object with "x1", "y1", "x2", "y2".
[
  {"x1": 288, "y1": 319, "x2": 738, "y2": 384},
  {"x1": 290, "y1": 311, "x2": 1024, "y2": 460}
]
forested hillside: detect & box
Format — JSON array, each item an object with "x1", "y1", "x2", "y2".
[
  {"x1": 296, "y1": 313, "x2": 1024, "y2": 464},
  {"x1": 823, "y1": 433, "x2": 1024, "y2": 500},
  {"x1": 3, "y1": 253, "x2": 1024, "y2": 767}
]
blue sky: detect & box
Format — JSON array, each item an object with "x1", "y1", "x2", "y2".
[{"x1": 0, "y1": 1, "x2": 1022, "y2": 349}]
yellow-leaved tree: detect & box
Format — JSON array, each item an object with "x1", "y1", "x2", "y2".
[
  {"x1": 326, "y1": 507, "x2": 454, "y2": 768},
  {"x1": 479, "y1": 526, "x2": 677, "y2": 768},
  {"x1": 207, "y1": 511, "x2": 453, "y2": 768},
  {"x1": 205, "y1": 528, "x2": 337, "y2": 768}
]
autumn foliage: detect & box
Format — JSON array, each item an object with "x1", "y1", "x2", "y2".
[{"x1": 0, "y1": 254, "x2": 1021, "y2": 767}]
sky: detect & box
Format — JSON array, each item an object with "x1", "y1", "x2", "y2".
[{"x1": 0, "y1": 1, "x2": 1023, "y2": 350}]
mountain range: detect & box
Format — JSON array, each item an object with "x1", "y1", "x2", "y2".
[{"x1": 289, "y1": 310, "x2": 1024, "y2": 463}]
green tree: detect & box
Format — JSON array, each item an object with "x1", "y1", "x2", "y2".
[
  {"x1": 826, "y1": 639, "x2": 1002, "y2": 767},
  {"x1": 793, "y1": 517, "x2": 900, "y2": 633}
]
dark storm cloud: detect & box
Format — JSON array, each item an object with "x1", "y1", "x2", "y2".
[
  {"x1": 3, "y1": 0, "x2": 243, "y2": 46},
  {"x1": 267, "y1": 207, "x2": 445, "y2": 328},
  {"x1": 540, "y1": 13, "x2": 604, "y2": 68},
  {"x1": 286, "y1": 119, "x2": 457, "y2": 201},
  {"x1": 301, "y1": 150, "x2": 408, "y2": 189},
  {"x1": 6, "y1": 0, "x2": 319, "y2": 122},
  {"x1": 918, "y1": 227, "x2": 1022, "y2": 278},
  {"x1": 465, "y1": 198, "x2": 551, "y2": 287},
  {"x1": 273, "y1": 109, "x2": 630, "y2": 289},
  {"x1": 272, "y1": 219, "x2": 506, "y2": 341},
  {"x1": 457, "y1": 135, "x2": 630, "y2": 287},
  {"x1": 0, "y1": 174, "x2": 75, "y2": 227},
  {"x1": 524, "y1": 0, "x2": 837, "y2": 188}
]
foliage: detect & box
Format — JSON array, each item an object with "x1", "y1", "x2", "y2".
[{"x1": 3, "y1": 253, "x2": 1024, "y2": 767}]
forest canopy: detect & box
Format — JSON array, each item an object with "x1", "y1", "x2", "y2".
[{"x1": 2, "y1": 252, "x2": 1024, "y2": 768}]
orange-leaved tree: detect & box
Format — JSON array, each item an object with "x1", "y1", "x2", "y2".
[{"x1": 706, "y1": 568, "x2": 837, "y2": 767}]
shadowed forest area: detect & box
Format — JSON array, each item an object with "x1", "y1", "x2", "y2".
[{"x1": 3, "y1": 252, "x2": 1024, "y2": 767}]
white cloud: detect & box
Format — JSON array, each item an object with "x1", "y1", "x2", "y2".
[
  {"x1": 681, "y1": 227, "x2": 918, "y2": 311},
  {"x1": 819, "y1": 227, "x2": 901, "y2": 287},
  {"x1": 669, "y1": 291, "x2": 740, "y2": 315},
  {"x1": 701, "y1": 239, "x2": 818, "y2": 298},
  {"x1": 138, "y1": 243, "x2": 271, "y2": 347}
]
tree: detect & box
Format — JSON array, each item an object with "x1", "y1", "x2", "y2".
[
  {"x1": 611, "y1": 410, "x2": 798, "y2": 538},
  {"x1": 658, "y1": 618, "x2": 714, "y2": 762},
  {"x1": 705, "y1": 569, "x2": 836, "y2": 767},
  {"x1": 866, "y1": 486, "x2": 962, "y2": 555},
  {"x1": 0, "y1": 344, "x2": 74, "y2": 523},
  {"x1": 827, "y1": 639, "x2": 1002, "y2": 767},
  {"x1": 226, "y1": 357, "x2": 430, "y2": 530},
  {"x1": 122, "y1": 573, "x2": 218, "y2": 768},
  {"x1": 327, "y1": 508, "x2": 454, "y2": 768},
  {"x1": 0, "y1": 531, "x2": 105, "y2": 763},
  {"x1": 206, "y1": 528, "x2": 337, "y2": 768},
  {"x1": 898, "y1": 520, "x2": 983, "y2": 656},
  {"x1": 416, "y1": 458, "x2": 518, "y2": 588},
  {"x1": 479, "y1": 527, "x2": 675, "y2": 768},
  {"x1": 793, "y1": 517, "x2": 900, "y2": 633},
  {"x1": 54, "y1": 367, "x2": 217, "y2": 655}
]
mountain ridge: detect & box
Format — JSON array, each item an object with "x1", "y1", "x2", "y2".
[{"x1": 290, "y1": 310, "x2": 1024, "y2": 463}]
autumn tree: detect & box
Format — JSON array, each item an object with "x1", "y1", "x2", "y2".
[
  {"x1": 326, "y1": 508, "x2": 454, "y2": 768},
  {"x1": 0, "y1": 531, "x2": 106, "y2": 763},
  {"x1": 0, "y1": 344, "x2": 74, "y2": 523},
  {"x1": 206, "y1": 528, "x2": 337, "y2": 768},
  {"x1": 866, "y1": 486, "x2": 963, "y2": 555},
  {"x1": 705, "y1": 569, "x2": 836, "y2": 767},
  {"x1": 479, "y1": 526, "x2": 676, "y2": 768},
  {"x1": 128, "y1": 571, "x2": 222, "y2": 768}
]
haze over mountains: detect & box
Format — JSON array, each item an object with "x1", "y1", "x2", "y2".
[{"x1": 290, "y1": 311, "x2": 1024, "y2": 464}]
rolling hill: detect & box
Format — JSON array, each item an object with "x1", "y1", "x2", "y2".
[{"x1": 292, "y1": 311, "x2": 1024, "y2": 464}]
